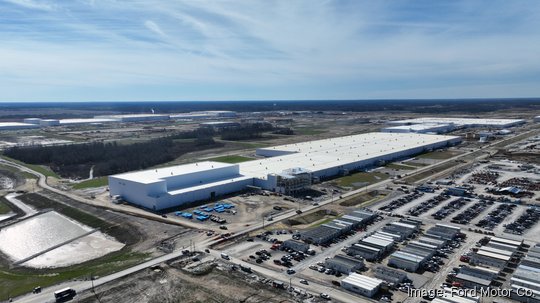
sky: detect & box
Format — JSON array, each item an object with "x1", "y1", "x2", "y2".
[{"x1": 1, "y1": 0, "x2": 540, "y2": 102}]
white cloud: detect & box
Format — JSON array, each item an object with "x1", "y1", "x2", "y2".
[{"x1": 3, "y1": 0, "x2": 55, "y2": 11}]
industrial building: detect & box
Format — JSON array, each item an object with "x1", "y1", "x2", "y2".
[
  {"x1": 324, "y1": 254, "x2": 364, "y2": 274},
  {"x1": 454, "y1": 266, "x2": 498, "y2": 288},
  {"x1": 471, "y1": 249, "x2": 511, "y2": 268},
  {"x1": 0, "y1": 122, "x2": 40, "y2": 130},
  {"x1": 425, "y1": 224, "x2": 461, "y2": 241},
  {"x1": 59, "y1": 118, "x2": 118, "y2": 125},
  {"x1": 381, "y1": 123, "x2": 454, "y2": 134},
  {"x1": 388, "y1": 251, "x2": 426, "y2": 272},
  {"x1": 39, "y1": 119, "x2": 61, "y2": 126},
  {"x1": 346, "y1": 243, "x2": 382, "y2": 261},
  {"x1": 372, "y1": 266, "x2": 408, "y2": 284},
  {"x1": 534, "y1": 116, "x2": 540, "y2": 123},
  {"x1": 510, "y1": 243, "x2": 540, "y2": 303},
  {"x1": 281, "y1": 239, "x2": 309, "y2": 253},
  {"x1": 109, "y1": 132, "x2": 460, "y2": 210},
  {"x1": 387, "y1": 117, "x2": 526, "y2": 129},
  {"x1": 340, "y1": 273, "x2": 384, "y2": 298},
  {"x1": 94, "y1": 114, "x2": 171, "y2": 122},
  {"x1": 382, "y1": 221, "x2": 419, "y2": 238}
]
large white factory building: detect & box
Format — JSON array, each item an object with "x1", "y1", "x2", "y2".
[{"x1": 109, "y1": 132, "x2": 461, "y2": 210}]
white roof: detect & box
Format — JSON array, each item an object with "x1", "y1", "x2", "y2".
[
  {"x1": 0, "y1": 122, "x2": 39, "y2": 128},
  {"x1": 59, "y1": 118, "x2": 118, "y2": 125},
  {"x1": 475, "y1": 250, "x2": 510, "y2": 261},
  {"x1": 110, "y1": 161, "x2": 234, "y2": 184},
  {"x1": 246, "y1": 132, "x2": 459, "y2": 179},
  {"x1": 490, "y1": 236, "x2": 522, "y2": 247},
  {"x1": 341, "y1": 273, "x2": 383, "y2": 291},
  {"x1": 388, "y1": 117, "x2": 525, "y2": 127},
  {"x1": 383, "y1": 123, "x2": 452, "y2": 131}
]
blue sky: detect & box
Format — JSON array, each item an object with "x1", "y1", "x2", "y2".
[{"x1": 1, "y1": 0, "x2": 539, "y2": 101}]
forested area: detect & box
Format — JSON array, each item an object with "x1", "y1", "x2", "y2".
[{"x1": 4, "y1": 134, "x2": 222, "y2": 179}]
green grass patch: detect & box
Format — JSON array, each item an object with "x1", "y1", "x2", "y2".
[
  {"x1": 206, "y1": 155, "x2": 254, "y2": 164},
  {"x1": 0, "y1": 155, "x2": 59, "y2": 178},
  {"x1": 416, "y1": 150, "x2": 460, "y2": 160},
  {"x1": 404, "y1": 161, "x2": 429, "y2": 167},
  {"x1": 226, "y1": 141, "x2": 269, "y2": 149},
  {"x1": 385, "y1": 163, "x2": 415, "y2": 170},
  {"x1": 288, "y1": 210, "x2": 334, "y2": 226},
  {"x1": 0, "y1": 200, "x2": 11, "y2": 214},
  {"x1": 72, "y1": 177, "x2": 108, "y2": 189},
  {"x1": 0, "y1": 164, "x2": 37, "y2": 179},
  {"x1": 294, "y1": 128, "x2": 325, "y2": 135},
  {"x1": 333, "y1": 172, "x2": 389, "y2": 189},
  {"x1": 0, "y1": 251, "x2": 150, "y2": 300}
]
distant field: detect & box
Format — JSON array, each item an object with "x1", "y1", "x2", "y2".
[
  {"x1": 206, "y1": 155, "x2": 254, "y2": 164},
  {"x1": 416, "y1": 150, "x2": 460, "y2": 160},
  {"x1": 72, "y1": 176, "x2": 108, "y2": 189},
  {"x1": 0, "y1": 156, "x2": 58, "y2": 178},
  {"x1": 294, "y1": 127, "x2": 325, "y2": 135},
  {"x1": 333, "y1": 171, "x2": 389, "y2": 189}
]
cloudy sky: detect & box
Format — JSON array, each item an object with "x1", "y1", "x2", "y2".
[{"x1": 1, "y1": 0, "x2": 539, "y2": 101}]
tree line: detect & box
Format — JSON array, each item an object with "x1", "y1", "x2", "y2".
[{"x1": 4, "y1": 135, "x2": 222, "y2": 179}]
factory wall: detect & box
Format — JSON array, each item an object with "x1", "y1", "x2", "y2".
[
  {"x1": 162, "y1": 165, "x2": 240, "y2": 190},
  {"x1": 109, "y1": 177, "x2": 165, "y2": 210},
  {"x1": 155, "y1": 178, "x2": 253, "y2": 210}
]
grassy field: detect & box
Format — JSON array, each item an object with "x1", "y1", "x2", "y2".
[
  {"x1": 333, "y1": 171, "x2": 389, "y2": 189},
  {"x1": 0, "y1": 250, "x2": 150, "y2": 300},
  {"x1": 401, "y1": 160, "x2": 458, "y2": 184},
  {"x1": 0, "y1": 200, "x2": 11, "y2": 214},
  {"x1": 0, "y1": 164, "x2": 37, "y2": 179},
  {"x1": 0, "y1": 155, "x2": 59, "y2": 178},
  {"x1": 288, "y1": 210, "x2": 334, "y2": 226},
  {"x1": 339, "y1": 190, "x2": 386, "y2": 207},
  {"x1": 72, "y1": 176, "x2": 108, "y2": 189},
  {"x1": 206, "y1": 155, "x2": 254, "y2": 164},
  {"x1": 416, "y1": 150, "x2": 460, "y2": 160},
  {"x1": 385, "y1": 163, "x2": 415, "y2": 170},
  {"x1": 294, "y1": 128, "x2": 325, "y2": 135}
]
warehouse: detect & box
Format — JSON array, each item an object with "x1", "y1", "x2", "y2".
[
  {"x1": 23, "y1": 118, "x2": 41, "y2": 124},
  {"x1": 535, "y1": 116, "x2": 540, "y2": 123},
  {"x1": 388, "y1": 251, "x2": 426, "y2": 272},
  {"x1": 346, "y1": 244, "x2": 381, "y2": 261},
  {"x1": 301, "y1": 209, "x2": 375, "y2": 244},
  {"x1": 39, "y1": 119, "x2": 60, "y2": 126},
  {"x1": 489, "y1": 236, "x2": 523, "y2": 248},
  {"x1": 361, "y1": 235, "x2": 394, "y2": 253},
  {"x1": 109, "y1": 161, "x2": 253, "y2": 211},
  {"x1": 0, "y1": 122, "x2": 40, "y2": 130},
  {"x1": 372, "y1": 266, "x2": 408, "y2": 284},
  {"x1": 454, "y1": 266, "x2": 497, "y2": 288},
  {"x1": 418, "y1": 236, "x2": 446, "y2": 248},
  {"x1": 387, "y1": 117, "x2": 526, "y2": 129},
  {"x1": 300, "y1": 225, "x2": 342, "y2": 244},
  {"x1": 340, "y1": 273, "x2": 384, "y2": 298},
  {"x1": 324, "y1": 254, "x2": 364, "y2": 274},
  {"x1": 381, "y1": 123, "x2": 454, "y2": 134},
  {"x1": 471, "y1": 250, "x2": 510, "y2": 268},
  {"x1": 425, "y1": 224, "x2": 461, "y2": 241},
  {"x1": 59, "y1": 118, "x2": 118, "y2": 125},
  {"x1": 510, "y1": 245, "x2": 540, "y2": 303},
  {"x1": 110, "y1": 132, "x2": 460, "y2": 210},
  {"x1": 282, "y1": 239, "x2": 309, "y2": 253},
  {"x1": 382, "y1": 221, "x2": 418, "y2": 238},
  {"x1": 95, "y1": 114, "x2": 170, "y2": 122}
]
